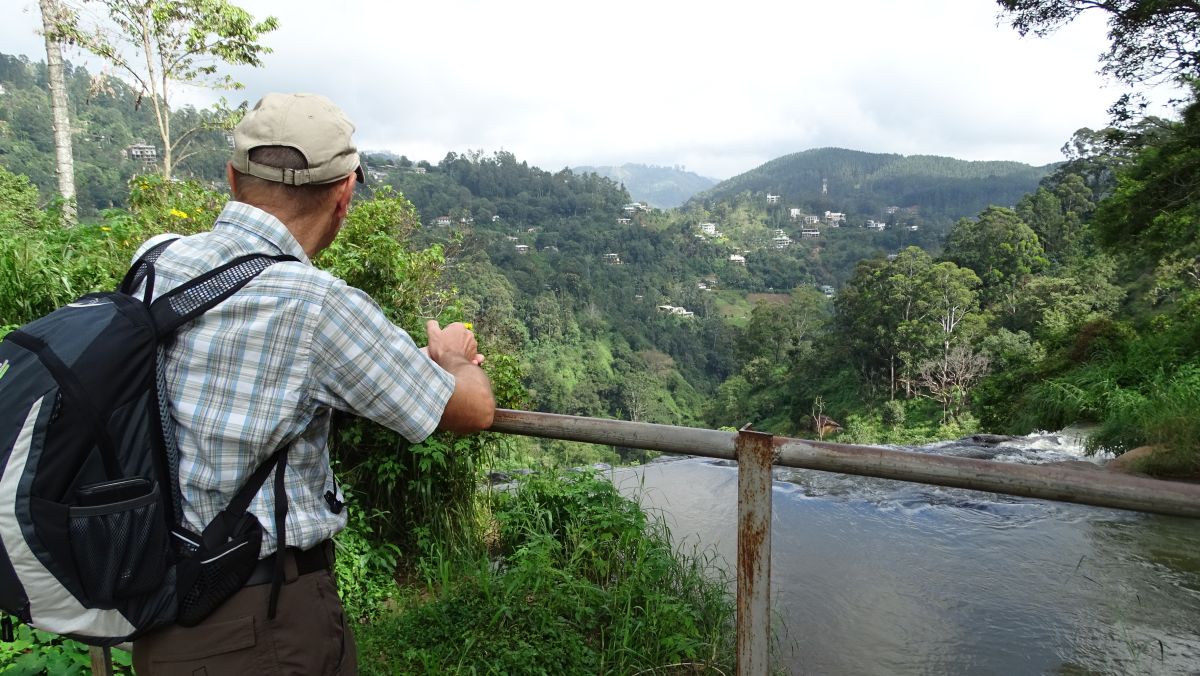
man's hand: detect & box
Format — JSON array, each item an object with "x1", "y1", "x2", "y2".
[
  {"x1": 424, "y1": 321, "x2": 495, "y2": 432},
  {"x1": 425, "y1": 321, "x2": 485, "y2": 367}
]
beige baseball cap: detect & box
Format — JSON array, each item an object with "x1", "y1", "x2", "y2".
[{"x1": 231, "y1": 93, "x2": 365, "y2": 185}]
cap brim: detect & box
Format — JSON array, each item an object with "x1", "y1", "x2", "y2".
[{"x1": 355, "y1": 165, "x2": 365, "y2": 183}]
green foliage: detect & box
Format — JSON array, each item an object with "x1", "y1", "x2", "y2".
[
  {"x1": 943, "y1": 206, "x2": 1047, "y2": 307},
  {"x1": 1092, "y1": 84, "x2": 1200, "y2": 265},
  {"x1": 881, "y1": 399, "x2": 906, "y2": 429},
  {"x1": 0, "y1": 174, "x2": 210, "y2": 325},
  {"x1": 0, "y1": 165, "x2": 44, "y2": 230},
  {"x1": 0, "y1": 622, "x2": 132, "y2": 675},
  {"x1": 0, "y1": 52, "x2": 239, "y2": 212},
  {"x1": 332, "y1": 486, "x2": 404, "y2": 624},
  {"x1": 356, "y1": 471, "x2": 735, "y2": 675},
  {"x1": 835, "y1": 400, "x2": 978, "y2": 446}
]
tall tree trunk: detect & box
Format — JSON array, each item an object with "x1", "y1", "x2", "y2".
[{"x1": 39, "y1": 0, "x2": 77, "y2": 226}]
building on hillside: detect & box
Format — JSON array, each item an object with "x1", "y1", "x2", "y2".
[
  {"x1": 729, "y1": 254, "x2": 746, "y2": 265},
  {"x1": 907, "y1": 225, "x2": 919, "y2": 231},
  {"x1": 617, "y1": 217, "x2": 632, "y2": 225},
  {"x1": 657, "y1": 305, "x2": 694, "y2": 317},
  {"x1": 127, "y1": 143, "x2": 157, "y2": 163},
  {"x1": 885, "y1": 206, "x2": 900, "y2": 214},
  {"x1": 492, "y1": 215, "x2": 501, "y2": 222},
  {"x1": 603, "y1": 253, "x2": 622, "y2": 265},
  {"x1": 823, "y1": 211, "x2": 845, "y2": 224},
  {"x1": 699, "y1": 222, "x2": 719, "y2": 236},
  {"x1": 434, "y1": 215, "x2": 452, "y2": 226},
  {"x1": 802, "y1": 215, "x2": 819, "y2": 225},
  {"x1": 819, "y1": 285, "x2": 835, "y2": 297},
  {"x1": 773, "y1": 233, "x2": 793, "y2": 249},
  {"x1": 866, "y1": 221, "x2": 886, "y2": 231},
  {"x1": 800, "y1": 228, "x2": 821, "y2": 238},
  {"x1": 461, "y1": 216, "x2": 475, "y2": 224},
  {"x1": 767, "y1": 194, "x2": 780, "y2": 204},
  {"x1": 514, "y1": 244, "x2": 530, "y2": 254},
  {"x1": 789, "y1": 208, "x2": 803, "y2": 219}
]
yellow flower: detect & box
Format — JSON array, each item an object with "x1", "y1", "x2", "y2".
[
  {"x1": 169, "y1": 209, "x2": 189, "y2": 219},
  {"x1": 99, "y1": 226, "x2": 111, "y2": 232},
  {"x1": 463, "y1": 322, "x2": 474, "y2": 331}
]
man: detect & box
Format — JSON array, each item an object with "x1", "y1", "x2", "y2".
[{"x1": 131, "y1": 93, "x2": 495, "y2": 675}]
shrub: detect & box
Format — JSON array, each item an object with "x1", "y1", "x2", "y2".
[{"x1": 356, "y1": 471, "x2": 735, "y2": 675}]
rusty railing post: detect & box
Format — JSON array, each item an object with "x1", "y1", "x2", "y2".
[{"x1": 736, "y1": 426, "x2": 773, "y2": 676}]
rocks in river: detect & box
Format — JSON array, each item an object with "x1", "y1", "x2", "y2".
[
  {"x1": 1105, "y1": 446, "x2": 1157, "y2": 474},
  {"x1": 962, "y1": 433, "x2": 1016, "y2": 445}
]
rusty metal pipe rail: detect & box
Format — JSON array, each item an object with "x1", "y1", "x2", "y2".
[{"x1": 490, "y1": 409, "x2": 1200, "y2": 519}]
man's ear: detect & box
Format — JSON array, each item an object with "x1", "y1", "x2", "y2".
[
  {"x1": 226, "y1": 163, "x2": 238, "y2": 195},
  {"x1": 333, "y1": 174, "x2": 355, "y2": 219}
]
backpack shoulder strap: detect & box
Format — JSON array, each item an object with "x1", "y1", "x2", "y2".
[
  {"x1": 119, "y1": 237, "x2": 179, "y2": 303},
  {"x1": 150, "y1": 253, "x2": 298, "y2": 336}
]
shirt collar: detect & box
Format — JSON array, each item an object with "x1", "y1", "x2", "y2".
[{"x1": 213, "y1": 201, "x2": 312, "y2": 266}]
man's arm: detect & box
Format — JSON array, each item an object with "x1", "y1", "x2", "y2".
[{"x1": 425, "y1": 321, "x2": 495, "y2": 433}]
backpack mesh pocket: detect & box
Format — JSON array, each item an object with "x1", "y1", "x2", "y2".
[
  {"x1": 174, "y1": 512, "x2": 263, "y2": 627},
  {"x1": 68, "y1": 481, "x2": 168, "y2": 607}
]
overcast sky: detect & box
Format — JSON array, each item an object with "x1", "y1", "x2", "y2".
[{"x1": 3, "y1": 0, "x2": 1155, "y2": 179}]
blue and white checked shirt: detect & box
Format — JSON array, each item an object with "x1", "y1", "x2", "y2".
[{"x1": 135, "y1": 202, "x2": 455, "y2": 554}]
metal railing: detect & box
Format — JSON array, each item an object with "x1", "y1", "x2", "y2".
[
  {"x1": 92, "y1": 409, "x2": 1200, "y2": 675},
  {"x1": 487, "y1": 409, "x2": 1200, "y2": 676}
]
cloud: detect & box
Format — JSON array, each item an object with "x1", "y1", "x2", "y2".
[{"x1": 1, "y1": 0, "x2": 1165, "y2": 179}]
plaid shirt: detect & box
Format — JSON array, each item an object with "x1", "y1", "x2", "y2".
[{"x1": 135, "y1": 202, "x2": 454, "y2": 554}]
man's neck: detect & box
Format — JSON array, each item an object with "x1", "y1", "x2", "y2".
[{"x1": 247, "y1": 202, "x2": 327, "y2": 258}]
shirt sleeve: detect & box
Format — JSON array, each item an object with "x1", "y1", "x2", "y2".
[{"x1": 309, "y1": 279, "x2": 455, "y2": 443}]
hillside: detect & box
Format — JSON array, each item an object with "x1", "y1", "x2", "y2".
[
  {"x1": 0, "y1": 52, "x2": 230, "y2": 215},
  {"x1": 693, "y1": 147, "x2": 1053, "y2": 224},
  {"x1": 571, "y1": 163, "x2": 717, "y2": 208}
]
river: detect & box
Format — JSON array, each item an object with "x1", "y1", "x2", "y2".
[{"x1": 610, "y1": 432, "x2": 1200, "y2": 675}]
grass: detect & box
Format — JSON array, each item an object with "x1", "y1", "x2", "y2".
[{"x1": 352, "y1": 471, "x2": 735, "y2": 675}]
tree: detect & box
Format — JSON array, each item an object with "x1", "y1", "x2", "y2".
[
  {"x1": 997, "y1": 0, "x2": 1200, "y2": 87},
  {"x1": 943, "y1": 206, "x2": 1047, "y2": 312},
  {"x1": 38, "y1": 0, "x2": 77, "y2": 225},
  {"x1": 51, "y1": 0, "x2": 277, "y2": 179},
  {"x1": 1091, "y1": 84, "x2": 1200, "y2": 264},
  {"x1": 921, "y1": 261, "x2": 984, "y2": 362},
  {"x1": 914, "y1": 346, "x2": 990, "y2": 424}
]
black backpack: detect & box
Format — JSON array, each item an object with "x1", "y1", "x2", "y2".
[{"x1": 0, "y1": 240, "x2": 296, "y2": 645}]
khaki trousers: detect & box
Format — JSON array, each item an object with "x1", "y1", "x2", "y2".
[{"x1": 132, "y1": 568, "x2": 357, "y2": 676}]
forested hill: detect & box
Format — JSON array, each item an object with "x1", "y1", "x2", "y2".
[
  {"x1": 0, "y1": 52, "x2": 230, "y2": 214},
  {"x1": 694, "y1": 147, "x2": 1054, "y2": 224},
  {"x1": 570, "y1": 163, "x2": 717, "y2": 208}
]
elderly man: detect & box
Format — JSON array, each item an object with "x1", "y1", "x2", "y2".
[{"x1": 131, "y1": 93, "x2": 494, "y2": 675}]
